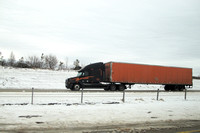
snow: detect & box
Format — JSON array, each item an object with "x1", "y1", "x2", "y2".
[
  {"x1": 0, "y1": 67, "x2": 200, "y2": 131},
  {"x1": 0, "y1": 91, "x2": 200, "y2": 131},
  {"x1": 0, "y1": 67, "x2": 77, "y2": 89},
  {"x1": 0, "y1": 67, "x2": 199, "y2": 90}
]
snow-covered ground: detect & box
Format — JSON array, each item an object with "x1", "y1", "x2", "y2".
[
  {"x1": 0, "y1": 67, "x2": 200, "y2": 132},
  {"x1": 0, "y1": 67, "x2": 199, "y2": 90},
  {"x1": 0, "y1": 67, "x2": 77, "y2": 89},
  {"x1": 0, "y1": 91, "x2": 200, "y2": 131}
]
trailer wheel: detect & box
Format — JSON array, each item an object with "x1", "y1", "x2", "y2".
[
  {"x1": 174, "y1": 85, "x2": 180, "y2": 91},
  {"x1": 164, "y1": 85, "x2": 170, "y2": 91},
  {"x1": 110, "y1": 84, "x2": 117, "y2": 91},
  {"x1": 178, "y1": 85, "x2": 185, "y2": 91},
  {"x1": 104, "y1": 87, "x2": 109, "y2": 91},
  {"x1": 73, "y1": 84, "x2": 81, "y2": 91},
  {"x1": 118, "y1": 84, "x2": 126, "y2": 91}
]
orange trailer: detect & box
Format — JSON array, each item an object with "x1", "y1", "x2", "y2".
[
  {"x1": 104, "y1": 62, "x2": 192, "y2": 91},
  {"x1": 105, "y1": 62, "x2": 192, "y2": 85}
]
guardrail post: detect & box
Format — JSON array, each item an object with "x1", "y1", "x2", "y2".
[
  {"x1": 157, "y1": 89, "x2": 159, "y2": 100},
  {"x1": 185, "y1": 88, "x2": 187, "y2": 100},
  {"x1": 122, "y1": 89, "x2": 125, "y2": 103},
  {"x1": 81, "y1": 88, "x2": 84, "y2": 103},
  {"x1": 31, "y1": 87, "x2": 34, "y2": 105}
]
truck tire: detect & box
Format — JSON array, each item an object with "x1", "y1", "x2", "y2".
[
  {"x1": 104, "y1": 87, "x2": 109, "y2": 91},
  {"x1": 165, "y1": 85, "x2": 185, "y2": 91},
  {"x1": 174, "y1": 85, "x2": 179, "y2": 91},
  {"x1": 110, "y1": 84, "x2": 117, "y2": 91},
  {"x1": 164, "y1": 85, "x2": 170, "y2": 91},
  {"x1": 178, "y1": 85, "x2": 185, "y2": 91},
  {"x1": 73, "y1": 84, "x2": 81, "y2": 91},
  {"x1": 118, "y1": 84, "x2": 126, "y2": 91}
]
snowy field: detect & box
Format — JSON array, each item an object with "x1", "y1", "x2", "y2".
[
  {"x1": 0, "y1": 67, "x2": 200, "y2": 132},
  {"x1": 0, "y1": 66, "x2": 77, "y2": 90},
  {"x1": 0, "y1": 66, "x2": 199, "y2": 90},
  {"x1": 0, "y1": 91, "x2": 200, "y2": 132}
]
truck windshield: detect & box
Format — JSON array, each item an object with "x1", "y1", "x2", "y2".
[
  {"x1": 77, "y1": 72, "x2": 83, "y2": 77},
  {"x1": 77, "y1": 71, "x2": 89, "y2": 77}
]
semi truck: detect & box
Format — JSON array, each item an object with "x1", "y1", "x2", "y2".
[{"x1": 65, "y1": 62, "x2": 192, "y2": 91}]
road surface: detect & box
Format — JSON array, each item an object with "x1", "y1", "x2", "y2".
[{"x1": 0, "y1": 120, "x2": 199, "y2": 133}]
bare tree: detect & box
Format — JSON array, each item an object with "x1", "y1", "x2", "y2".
[
  {"x1": 17, "y1": 57, "x2": 23, "y2": 67},
  {"x1": 27, "y1": 55, "x2": 41, "y2": 68},
  {"x1": 40, "y1": 53, "x2": 45, "y2": 68},
  {"x1": 8, "y1": 52, "x2": 16, "y2": 67},
  {"x1": 44, "y1": 54, "x2": 58, "y2": 70},
  {"x1": 73, "y1": 59, "x2": 81, "y2": 70},
  {"x1": 41, "y1": 53, "x2": 44, "y2": 60},
  {"x1": 16, "y1": 57, "x2": 29, "y2": 68},
  {"x1": 0, "y1": 52, "x2": 6, "y2": 66},
  {"x1": 0, "y1": 52, "x2": 2, "y2": 66},
  {"x1": 19, "y1": 57, "x2": 24, "y2": 63},
  {"x1": 58, "y1": 61, "x2": 64, "y2": 70}
]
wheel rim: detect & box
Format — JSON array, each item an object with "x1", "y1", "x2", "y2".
[
  {"x1": 74, "y1": 84, "x2": 80, "y2": 91},
  {"x1": 119, "y1": 85, "x2": 125, "y2": 91},
  {"x1": 110, "y1": 84, "x2": 116, "y2": 91}
]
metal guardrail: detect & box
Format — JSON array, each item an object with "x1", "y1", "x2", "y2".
[{"x1": 0, "y1": 89, "x2": 200, "y2": 92}]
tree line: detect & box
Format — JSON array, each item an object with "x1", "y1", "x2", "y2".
[{"x1": 0, "y1": 51, "x2": 82, "y2": 70}]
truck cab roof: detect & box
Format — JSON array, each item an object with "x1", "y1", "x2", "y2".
[{"x1": 78, "y1": 62, "x2": 104, "y2": 72}]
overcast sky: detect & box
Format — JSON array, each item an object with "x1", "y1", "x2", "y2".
[{"x1": 0, "y1": 0, "x2": 200, "y2": 75}]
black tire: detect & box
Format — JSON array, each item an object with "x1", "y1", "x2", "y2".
[
  {"x1": 164, "y1": 85, "x2": 170, "y2": 91},
  {"x1": 104, "y1": 87, "x2": 109, "y2": 91},
  {"x1": 73, "y1": 84, "x2": 81, "y2": 91},
  {"x1": 165, "y1": 85, "x2": 185, "y2": 91},
  {"x1": 110, "y1": 84, "x2": 117, "y2": 91},
  {"x1": 118, "y1": 84, "x2": 126, "y2": 91},
  {"x1": 172, "y1": 85, "x2": 177, "y2": 91},
  {"x1": 178, "y1": 85, "x2": 185, "y2": 91}
]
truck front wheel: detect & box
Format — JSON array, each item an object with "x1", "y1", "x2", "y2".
[{"x1": 73, "y1": 84, "x2": 81, "y2": 91}]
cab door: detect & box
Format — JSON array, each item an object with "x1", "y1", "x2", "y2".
[{"x1": 87, "y1": 68, "x2": 102, "y2": 83}]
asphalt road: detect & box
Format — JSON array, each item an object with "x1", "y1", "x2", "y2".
[
  {"x1": 1, "y1": 120, "x2": 199, "y2": 133},
  {"x1": 81, "y1": 120, "x2": 200, "y2": 133}
]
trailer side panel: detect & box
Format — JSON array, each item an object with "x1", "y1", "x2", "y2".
[{"x1": 110, "y1": 62, "x2": 192, "y2": 85}]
